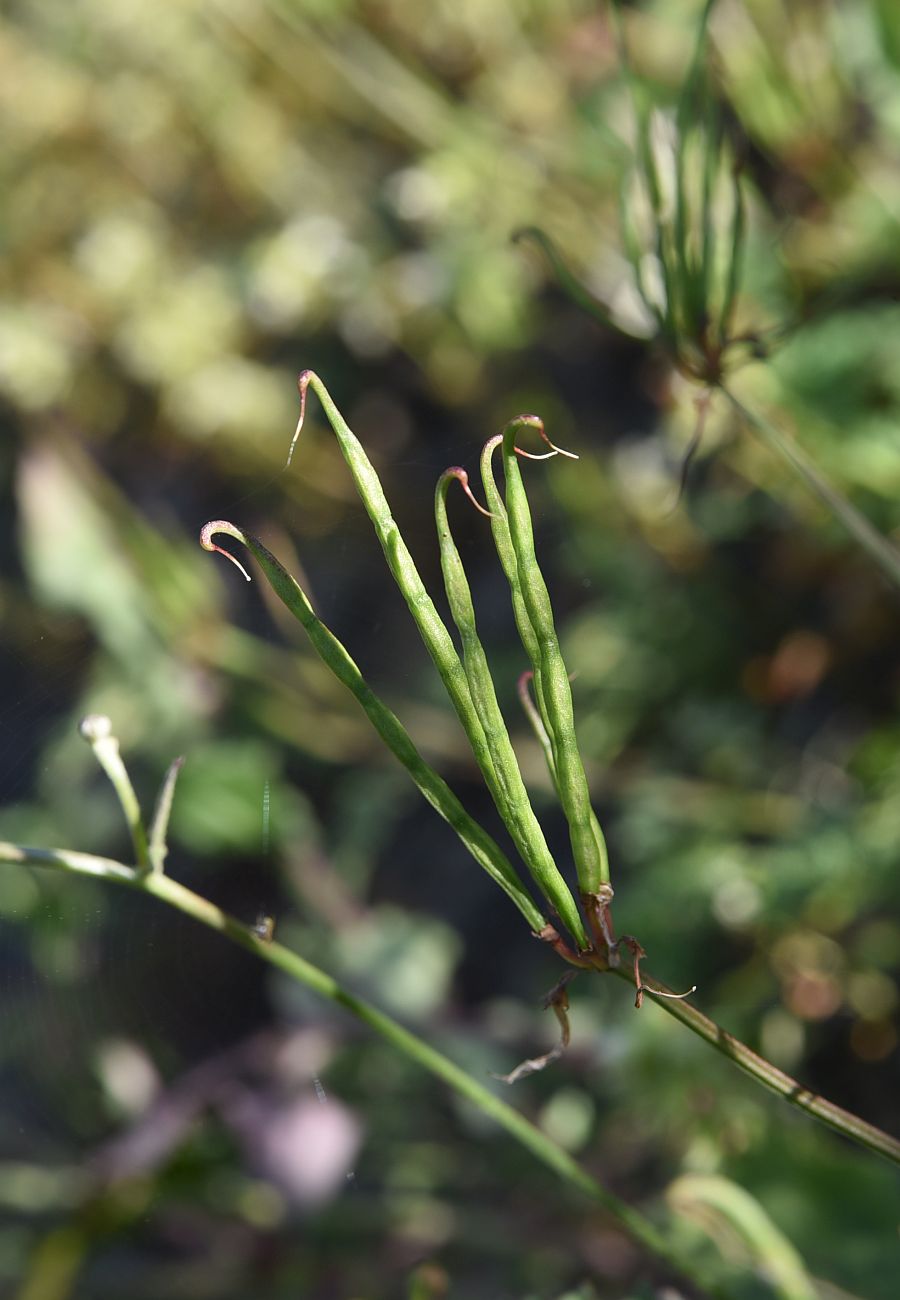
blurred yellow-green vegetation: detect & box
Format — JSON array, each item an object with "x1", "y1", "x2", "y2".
[{"x1": 2, "y1": 1, "x2": 899, "y2": 1297}]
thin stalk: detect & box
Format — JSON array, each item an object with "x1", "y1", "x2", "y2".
[
  {"x1": 0, "y1": 842, "x2": 141, "y2": 886},
  {"x1": 200, "y1": 521, "x2": 547, "y2": 934},
  {"x1": 77, "y1": 716, "x2": 149, "y2": 871},
  {"x1": 723, "y1": 389, "x2": 900, "y2": 592},
  {"x1": 611, "y1": 964, "x2": 900, "y2": 1166},
  {"x1": 0, "y1": 841, "x2": 726, "y2": 1295},
  {"x1": 434, "y1": 472, "x2": 585, "y2": 941},
  {"x1": 501, "y1": 419, "x2": 609, "y2": 894},
  {"x1": 148, "y1": 757, "x2": 185, "y2": 874}
]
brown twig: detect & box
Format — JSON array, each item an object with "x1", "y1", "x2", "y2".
[{"x1": 494, "y1": 972, "x2": 576, "y2": 1085}]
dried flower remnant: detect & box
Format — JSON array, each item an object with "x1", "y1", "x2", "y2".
[{"x1": 495, "y1": 972, "x2": 576, "y2": 1085}]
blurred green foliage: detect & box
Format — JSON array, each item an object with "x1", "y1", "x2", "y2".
[{"x1": 2, "y1": 1, "x2": 900, "y2": 1297}]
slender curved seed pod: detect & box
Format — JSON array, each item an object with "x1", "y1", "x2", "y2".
[
  {"x1": 480, "y1": 436, "x2": 554, "y2": 747},
  {"x1": 481, "y1": 439, "x2": 540, "y2": 667},
  {"x1": 200, "y1": 521, "x2": 546, "y2": 933},
  {"x1": 501, "y1": 420, "x2": 610, "y2": 892},
  {"x1": 287, "y1": 371, "x2": 505, "y2": 805},
  {"x1": 434, "y1": 475, "x2": 586, "y2": 945},
  {"x1": 483, "y1": 437, "x2": 609, "y2": 879}
]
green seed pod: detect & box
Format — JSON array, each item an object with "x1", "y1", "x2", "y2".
[
  {"x1": 500, "y1": 419, "x2": 609, "y2": 893},
  {"x1": 200, "y1": 520, "x2": 547, "y2": 933},
  {"x1": 435, "y1": 472, "x2": 586, "y2": 945}
]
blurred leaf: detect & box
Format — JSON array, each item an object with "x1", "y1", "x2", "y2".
[{"x1": 667, "y1": 1172, "x2": 817, "y2": 1300}]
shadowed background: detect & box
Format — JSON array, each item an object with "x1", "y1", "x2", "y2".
[{"x1": 1, "y1": 1, "x2": 899, "y2": 1297}]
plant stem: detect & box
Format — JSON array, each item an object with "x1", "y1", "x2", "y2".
[
  {"x1": 0, "y1": 842, "x2": 140, "y2": 885},
  {"x1": 723, "y1": 388, "x2": 900, "y2": 592},
  {"x1": 611, "y1": 964, "x2": 900, "y2": 1166},
  {"x1": 10, "y1": 837, "x2": 894, "y2": 1167},
  {"x1": 0, "y1": 841, "x2": 722, "y2": 1295},
  {"x1": 77, "y1": 717, "x2": 150, "y2": 871},
  {"x1": 148, "y1": 756, "x2": 185, "y2": 873}
]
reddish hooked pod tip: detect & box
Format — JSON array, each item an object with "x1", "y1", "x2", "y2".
[
  {"x1": 440, "y1": 466, "x2": 495, "y2": 518},
  {"x1": 200, "y1": 520, "x2": 252, "y2": 582},
  {"x1": 505, "y1": 415, "x2": 579, "y2": 461},
  {"x1": 286, "y1": 369, "x2": 318, "y2": 469}
]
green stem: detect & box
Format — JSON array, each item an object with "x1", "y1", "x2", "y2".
[
  {"x1": 148, "y1": 756, "x2": 184, "y2": 874},
  {"x1": 0, "y1": 840, "x2": 724, "y2": 1294},
  {"x1": 3, "y1": 839, "x2": 896, "y2": 1193},
  {"x1": 723, "y1": 389, "x2": 900, "y2": 592},
  {"x1": 77, "y1": 717, "x2": 150, "y2": 871},
  {"x1": 0, "y1": 842, "x2": 140, "y2": 885},
  {"x1": 611, "y1": 965, "x2": 900, "y2": 1166}
]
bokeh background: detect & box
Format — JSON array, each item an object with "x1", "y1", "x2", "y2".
[{"x1": 2, "y1": 1, "x2": 899, "y2": 1296}]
